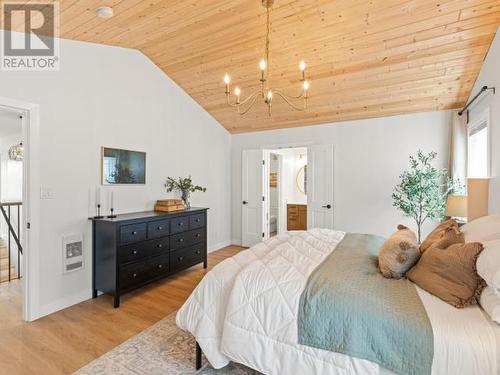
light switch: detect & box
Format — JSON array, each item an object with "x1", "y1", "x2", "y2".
[{"x1": 40, "y1": 187, "x2": 54, "y2": 199}]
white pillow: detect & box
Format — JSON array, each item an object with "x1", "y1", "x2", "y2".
[
  {"x1": 461, "y1": 214, "x2": 500, "y2": 242},
  {"x1": 480, "y1": 287, "x2": 500, "y2": 324},
  {"x1": 476, "y1": 239, "x2": 500, "y2": 293}
]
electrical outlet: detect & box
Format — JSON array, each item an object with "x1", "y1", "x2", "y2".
[{"x1": 40, "y1": 187, "x2": 54, "y2": 199}]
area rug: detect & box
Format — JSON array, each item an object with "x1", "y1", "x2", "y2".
[{"x1": 74, "y1": 313, "x2": 260, "y2": 375}]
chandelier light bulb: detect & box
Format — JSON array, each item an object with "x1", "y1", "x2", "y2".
[
  {"x1": 259, "y1": 59, "x2": 267, "y2": 71},
  {"x1": 303, "y1": 80, "x2": 310, "y2": 91},
  {"x1": 234, "y1": 87, "x2": 241, "y2": 96},
  {"x1": 299, "y1": 60, "x2": 306, "y2": 71},
  {"x1": 267, "y1": 90, "x2": 273, "y2": 101},
  {"x1": 224, "y1": 74, "x2": 231, "y2": 84}
]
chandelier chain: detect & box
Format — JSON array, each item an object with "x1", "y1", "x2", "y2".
[{"x1": 265, "y1": 4, "x2": 270, "y2": 85}]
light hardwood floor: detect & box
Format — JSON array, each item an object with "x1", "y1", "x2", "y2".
[{"x1": 0, "y1": 245, "x2": 243, "y2": 375}]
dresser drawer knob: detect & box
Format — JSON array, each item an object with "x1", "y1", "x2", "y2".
[
  {"x1": 178, "y1": 222, "x2": 184, "y2": 226},
  {"x1": 132, "y1": 231, "x2": 137, "y2": 235},
  {"x1": 157, "y1": 226, "x2": 163, "y2": 230},
  {"x1": 196, "y1": 250, "x2": 201, "y2": 255},
  {"x1": 133, "y1": 273, "x2": 137, "y2": 278},
  {"x1": 178, "y1": 238, "x2": 184, "y2": 242},
  {"x1": 157, "y1": 244, "x2": 163, "y2": 248},
  {"x1": 196, "y1": 234, "x2": 201, "y2": 238},
  {"x1": 195, "y1": 218, "x2": 200, "y2": 222},
  {"x1": 132, "y1": 250, "x2": 138, "y2": 255},
  {"x1": 178, "y1": 256, "x2": 184, "y2": 261},
  {"x1": 158, "y1": 264, "x2": 163, "y2": 269}
]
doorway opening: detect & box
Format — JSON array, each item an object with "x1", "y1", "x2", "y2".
[
  {"x1": 241, "y1": 144, "x2": 333, "y2": 248},
  {"x1": 0, "y1": 107, "x2": 24, "y2": 321},
  {"x1": 265, "y1": 147, "x2": 307, "y2": 239}
]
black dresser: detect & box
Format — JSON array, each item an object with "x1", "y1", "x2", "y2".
[{"x1": 90, "y1": 208, "x2": 208, "y2": 307}]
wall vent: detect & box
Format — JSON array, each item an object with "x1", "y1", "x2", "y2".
[{"x1": 62, "y1": 234, "x2": 84, "y2": 274}]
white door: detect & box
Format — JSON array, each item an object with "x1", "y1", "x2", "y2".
[
  {"x1": 307, "y1": 144, "x2": 334, "y2": 229},
  {"x1": 242, "y1": 149, "x2": 264, "y2": 247}
]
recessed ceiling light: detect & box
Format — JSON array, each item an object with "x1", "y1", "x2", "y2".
[{"x1": 96, "y1": 6, "x2": 114, "y2": 18}]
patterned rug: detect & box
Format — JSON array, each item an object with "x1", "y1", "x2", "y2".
[{"x1": 74, "y1": 313, "x2": 260, "y2": 375}]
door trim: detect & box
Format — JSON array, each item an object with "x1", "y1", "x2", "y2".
[{"x1": 0, "y1": 96, "x2": 40, "y2": 322}]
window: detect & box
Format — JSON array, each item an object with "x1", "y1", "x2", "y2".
[{"x1": 467, "y1": 111, "x2": 490, "y2": 178}]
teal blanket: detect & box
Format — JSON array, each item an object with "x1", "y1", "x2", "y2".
[{"x1": 298, "y1": 233, "x2": 433, "y2": 375}]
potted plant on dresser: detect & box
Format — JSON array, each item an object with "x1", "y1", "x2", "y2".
[{"x1": 165, "y1": 176, "x2": 206, "y2": 209}]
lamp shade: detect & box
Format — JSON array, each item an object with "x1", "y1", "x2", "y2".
[
  {"x1": 445, "y1": 195, "x2": 467, "y2": 218},
  {"x1": 467, "y1": 178, "x2": 490, "y2": 222}
]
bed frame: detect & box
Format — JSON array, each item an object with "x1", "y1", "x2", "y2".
[{"x1": 196, "y1": 341, "x2": 202, "y2": 370}]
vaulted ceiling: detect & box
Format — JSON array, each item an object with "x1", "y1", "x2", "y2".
[{"x1": 4, "y1": 0, "x2": 500, "y2": 133}]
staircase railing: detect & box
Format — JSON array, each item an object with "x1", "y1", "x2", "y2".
[{"x1": 0, "y1": 202, "x2": 22, "y2": 283}]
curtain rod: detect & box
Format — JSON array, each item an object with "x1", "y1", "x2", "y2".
[{"x1": 458, "y1": 85, "x2": 495, "y2": 116}]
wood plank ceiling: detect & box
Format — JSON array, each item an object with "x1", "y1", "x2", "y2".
[{"x1": 4, "y1": 0, "x2": 500, "y2": 133}]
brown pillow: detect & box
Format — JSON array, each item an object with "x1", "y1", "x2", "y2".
[
  {"x1": 420, "y1": 219, "x2": 459, "y2": 253},
  {"x1": 407, "y1": 238, "x2": 486, "y2": 308},
  {"x1": 378, "y1": 225, "x2": 420, "y2": 279}
]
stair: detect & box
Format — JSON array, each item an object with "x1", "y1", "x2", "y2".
[{"x1": 0, "y1": 244, "x2": 18, "y2": 283}]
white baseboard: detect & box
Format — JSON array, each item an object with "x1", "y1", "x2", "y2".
[
  {"x1": 231, "y1": 239, "x2": 242, "y2": 246},
  {"x1": 35, "y1": 289, "x2": 92, "y2": 320},
  {"x1": 208, "y1": 240, "x2": 232, "y2": 253}
]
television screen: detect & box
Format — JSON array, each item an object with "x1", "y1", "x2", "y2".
[{"x1": 101, "y1": 147, "x2": 146, "y2": 185}]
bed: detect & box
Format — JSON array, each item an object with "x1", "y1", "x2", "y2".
[{"x1": 176, "y1": 229, "x2": 499, "y2": 375}]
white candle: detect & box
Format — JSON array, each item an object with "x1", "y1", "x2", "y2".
[
  {"x1": 96, "y1": 187, "x2": 101, "y2": 206},
  {"x1": 110, "y1": 191, "x2": 114, "y2": 208}
]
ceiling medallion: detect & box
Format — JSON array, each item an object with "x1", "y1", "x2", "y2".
[{"x1": 223, "y1": 0, "x2": 309, "y2": 116}]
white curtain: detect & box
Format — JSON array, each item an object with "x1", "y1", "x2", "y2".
[{"x1": 449, "y1": 110, "x2": 467, "y2": 192}]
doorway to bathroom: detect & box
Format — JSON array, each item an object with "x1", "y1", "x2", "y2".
[{"x1": 265, "y1": 147, "x2": 307, "y2": 239}]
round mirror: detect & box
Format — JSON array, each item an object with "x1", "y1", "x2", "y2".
[{"x1": 296, "y1": 165, "x2": 307, "y2": 194}]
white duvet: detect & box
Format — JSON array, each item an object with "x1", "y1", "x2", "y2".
[{"x1": 176, "y1": 229, "x2": 498, "y2": 375}]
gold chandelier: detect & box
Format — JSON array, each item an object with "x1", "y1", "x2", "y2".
[{"x1": 223, "y1": 0, "x2": 309, "y2": 116}]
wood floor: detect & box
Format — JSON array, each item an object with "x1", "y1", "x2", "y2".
[{"x1": 0, "y1": 245, "x2": 243, "y2": 375}]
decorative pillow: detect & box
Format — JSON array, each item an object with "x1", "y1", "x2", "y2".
[
  {"x1": 476, "y1": 239, "x2": 500, "y2": 294},
  {"x1": 378, "y1": 225, "x2": 420, "y2": 279},
  {"x1": 431, "y1": 226, "x2": 464, "y2": 249},
  {"x1": 480, "y1": 287, "x2": 500, "y2": 324},
  {"x1": 461, "y1": 214, "x2": 500, "y2": 242},
  {"x1": 420, "y1": 219, "x2": 459, "y2": 253},
  {"x1": 407, "y1": 239, "x2": 486, "y2": 308}
]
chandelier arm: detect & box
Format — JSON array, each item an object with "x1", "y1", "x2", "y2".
[
  {"x1": 273, "y1": 88, "x2": 304, "y2": 100},
  {"x1": 274, "y1": 91, "x2": 307, "y2": 111},
  {"x1": 238, "y1": 92, "x2": 261, "y2": 115}
]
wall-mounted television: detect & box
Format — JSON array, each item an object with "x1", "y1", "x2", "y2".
[{"x1": 101, "y1": 147, "x2": 146, "y2": 185}]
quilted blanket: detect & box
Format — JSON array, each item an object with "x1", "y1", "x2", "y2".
[
  {"x1": 298, "y1": 233, "x2": 433, "y2": 375},
  {"x1": 176, "y1": 229, "x2": 497, "y2": 375}
]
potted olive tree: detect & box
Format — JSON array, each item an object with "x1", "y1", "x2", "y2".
[{"x1": 392, "y1": 150, "x2": 460, "y2": 243}]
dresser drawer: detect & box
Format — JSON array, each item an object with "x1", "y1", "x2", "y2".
[
  {"x1": 170, "y1": 244, "x2": 205, "y2": 272},
  {"x1": 119, "y1": 237, "x2": 169, "y2": 264},
  {"x1": 171, "y1": 216, "x2": 189, "y2": 234},
  {"x1": 170, "y1": 231, "x2": 190, "y2": 251},
  {"x1": 189, "y1": 228, "x2": 205, "y2": 245},
  {"x1": 119, "y1": 262, "x2": 147, "y2": 290},
  {"x1": 189, "y1": 214, "x2": 205, "y2": 229},
  {"x1": 120, "y1": 223, "x2": 147, "y2": 245},
  {"x1": 147, "y1": 219, "x2": 170, "y2": 239},
  {"x1": 146, "y1": 253, "x2": 170, "y2": 278}
]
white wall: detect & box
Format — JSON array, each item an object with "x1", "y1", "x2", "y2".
[
  {"x1": 0, "y1": 35, "x2": 231, "y2": 318},
  {"x1": 467, "y1": 28, "x2": 500, "y2": 213},
  {"x1": 232, "y1": 111, "x2": 452, "y2": 243}
]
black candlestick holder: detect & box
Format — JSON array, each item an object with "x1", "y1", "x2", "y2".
[
  {"x1": 94, "y1": 204, "x2": 104, "y2": 219},
  {"x1": 107, "y1": 208, "x2": 117, "y2": 219}
]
